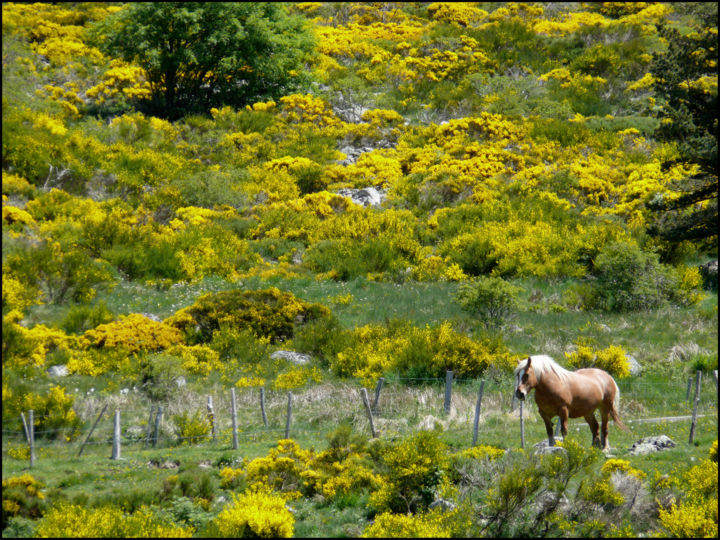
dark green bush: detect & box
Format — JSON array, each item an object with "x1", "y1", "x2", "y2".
[
  {"x1": 291, "y1": 315, "x2": 350, "y2": 367},
  {"x1": 591, "y1": 241, "x2": 679, "y2": 312},
  {"x1": 454, "y1": 276, "x2": 523, "y2": 328},
  {"x1": 60, "y1": 301, "x2": 115, "y2": 334}
]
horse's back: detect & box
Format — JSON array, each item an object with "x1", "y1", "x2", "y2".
[{"x1": 574, "y1": 368, "x2": 618, "y2": 401}]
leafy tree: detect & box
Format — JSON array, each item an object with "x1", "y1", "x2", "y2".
[
  {"x1": 647, "y1": 9, "x2": 718, "y2": 244},
  {"x1": 92, "y1": 3, "x2": 314, "y2": 119}
]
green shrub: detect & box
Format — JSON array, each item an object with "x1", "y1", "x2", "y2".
[
  {"x1": 290, "y1": 315, "x2": 350, "y2": 367},
  {"x1": 4, "y1": 240, "x2": 115, "y2": 304},
  {"x1": 303, "y1": 238, "x2": 410, "y2": 281},
  {"x1": 138, "y1": 353, "x2": 187, "y2": 402},
  {"x1": 591, "y1": 241, "x2": 679, "y2": 312},
  {"x1": 60, "y1": 301, "x2": 115, "y2": 334},
  {"x1": 454, "y1": 276, "x2": 523, "y2": 329}
]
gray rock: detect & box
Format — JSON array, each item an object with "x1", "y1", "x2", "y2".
[
  {"x1": 47, "y1": 364, "x2": 69, "y2": 377},
  {"x1": 271, "y1": 350, "x2": 311, "y2": 365},
  {"x1": 625, "y1": 354, "x2": 642, "y2": 376},
  {"x1": 140, "y1": 312, "x2": 162, "y2": 322},
  {"x1": 628, "y1": 435, "x2": 676, "y2": 456},
  {"x1": 533, "y1": 437, "x2": 566, "y2": 455},
  {"x1": 429, "y1": 498, "x2": 457, "y2": 512},
  {"x1": 335, "y1": 187, "x2": 386, "y2": 208}
]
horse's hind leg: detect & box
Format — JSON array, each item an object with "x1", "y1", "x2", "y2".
[
  {"x1": 600, "y1": 407, "x2": 610, "y2": 450},
  {"x1": 584, "y1": 413, "x2": 601, "y2": 448},
  {"x1": 559, "y1": 407, "x2": 569, "y2": 440}
]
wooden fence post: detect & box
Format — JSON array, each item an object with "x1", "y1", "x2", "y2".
[
  {"x1": 686, "y1": 377, "x2": 692, "y2": 401},
  {"x1": 713, "y1": 370, "x2": 718, "y2": 391},
  {"x1": 285, "y1": 392, "x2": 293, "y2": 439},
  {"x1": 153, "y1": 406, "x2": 163, "y2": 447},
  {"x1": 20, "y1": 412, "x2": 30, "y2": 445},
  {"x1": 28, "y1": 410, "x2": 35, "y2": 468},
  {"x1": 689, "y1": 370, "x2": 702, "y2": 444},
  {"x1": 372, "y1": 377, "x2": 384, "y2": 414},
  {"x1": 79, "y1": 403, "x2": 108, "y2": 457},
  {"x1": 444, "y1": 371, "x2": 453, "y2": 415},
  {"x1": 144, "y1": 405, "x2": 155, "y2": 449},
  {"x1": 231, "y1": 388, "x2": 238, "y2": 450},
  {"x1": 519, "y1": 400, "x2": 525, "y2": 449},
  {"x1": 260, "y1": 387, "x2": 268, "y2": 427},
  {"x1": 361, "y1": 388, "x2": 378, "y2": 438},
  {"x1": 472, "y1": 380, "x2": 485, "y2": 447},
  {"x1": 207, "y1": 395, "x2": 216, "y2": 441},
  {"x1": 111, "y1": 409, "x2": 121, "y2": 460}
]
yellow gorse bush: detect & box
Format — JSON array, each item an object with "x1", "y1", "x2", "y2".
[
  {"x1": 81, "y1": 313, "x2": 184, "y2": 353},
  {"x1": 213, "y1": 485, "x2": 294, "y2": 538},
  {"x1": 565, "y1": 344, "x2": 631, "y2": 378},
  {"x1": 35, "y1": 503, "x2": 193, "y2": 538},
  {"x1": 362, "y1": 510, "x2": 451, "y2": 537}
]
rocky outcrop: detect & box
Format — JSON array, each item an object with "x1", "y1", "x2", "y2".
[
  {"x1": 47, "y1": 364, "x2": 69, "y2": 377},
  {"x1": 627, "y1": 435, "x2": 676, "y2": 455},
  {"x1": 270, "y1": 350, "x2": 311, "y2": 365},
  {"x1": 335, "y1": 187, "x2": 387, "y2": 208}
]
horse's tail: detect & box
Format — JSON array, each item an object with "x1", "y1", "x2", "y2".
[{"x1": 611, "y1": 379, "x2": 631, "y2": 433}]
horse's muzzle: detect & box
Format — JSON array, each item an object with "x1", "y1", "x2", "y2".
[{"x1": 515, "y1": 389, "x2": 526, "y2": 400}]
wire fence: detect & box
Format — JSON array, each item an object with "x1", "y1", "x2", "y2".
[{"x1": 3, "y1": 371, "x2": 717, "y2": 465}]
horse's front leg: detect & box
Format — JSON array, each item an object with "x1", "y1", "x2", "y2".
[
  {"x1": 540, "y1": 411, "x2": 555, "y2": 446},
  {"x1": 584, "y1": 412, "x2": 600, "y2": 448}
]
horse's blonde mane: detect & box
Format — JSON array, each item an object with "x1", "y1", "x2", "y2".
[{"x1": 515, "y1": 355, "x2": 572, "y2": 384}]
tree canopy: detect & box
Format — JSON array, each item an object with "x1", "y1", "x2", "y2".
[
  {"x1": 647, "y1": 9, "x2": 718, "y2": 244},
  {"x1": 92, "y1": 2, "x2": 315, "y2": 119}
]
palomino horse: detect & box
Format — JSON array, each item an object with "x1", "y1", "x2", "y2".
[{"x1": 514, "y1": 355, "x2": 630, "y2": 449}]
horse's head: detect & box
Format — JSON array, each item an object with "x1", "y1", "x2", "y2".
[{"x1": 515, "y1": 356, "x2": 537, "y2": 400}]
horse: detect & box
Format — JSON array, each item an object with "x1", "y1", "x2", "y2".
[{"x1": 514, "y1": 355, "x2": 630, "y2": 450}]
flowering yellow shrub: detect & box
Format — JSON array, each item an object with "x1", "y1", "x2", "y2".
[
  {"x1": 81, "y1": 313, "x2": 184, "y2": 353},
  {"x1": 273, "y1": 366, "x2": 323, "y2": 390},
  {"x1": 601, "y1": 458, "x2": 646, "y2": 479},
  {"x1": 213, "y1": 485, "x2": 294, "y2": 538},
  {"x1": 307, "y1": 453, "x2": 380, "y2": 501},
  {"x1": 565, "y1": 344, "x2": 631, "y2": 378},
  {"x1": 2, "y1": 383, "x2": 81, "y2": 439},
  {"x1": 165, "y1": 344, "x2": 222, "y2": 375},
  {"x1": 243, "y1": 439, "x2": 313, "y2": 495},
  {"x1": 2, "y1": 311, "x2": 78, "y2": 369},
  {"x1": 427, "y1": 2, "x2": 488, "y2": 27},
  {"x1": 166, "y1": 288, "x2": 331, "y2": 344},
  {"x1": 279, "y1": 94, "x2": 341, "y2": 129},
  {"x1": 659, "y1": 499, "x2": 718, "y2": 539},
  {"x1": 454, "y1": 445, "x2": 505, "y2": 461},
  {"x1": 2, "y1": 474, "x2": 45, "y2": 527},
  {"x1": 219, "y1": 466, "x2": 245, "y2": 490},
  {"x1": 362, "y1": 510, "x2": 450, "y2": 538},
  {"x1": 659, "y1": 460, "x2": 718, "y2": 539},
  {"x1": 36, "y1": 503, "x2": 193, "y2": 538}
]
